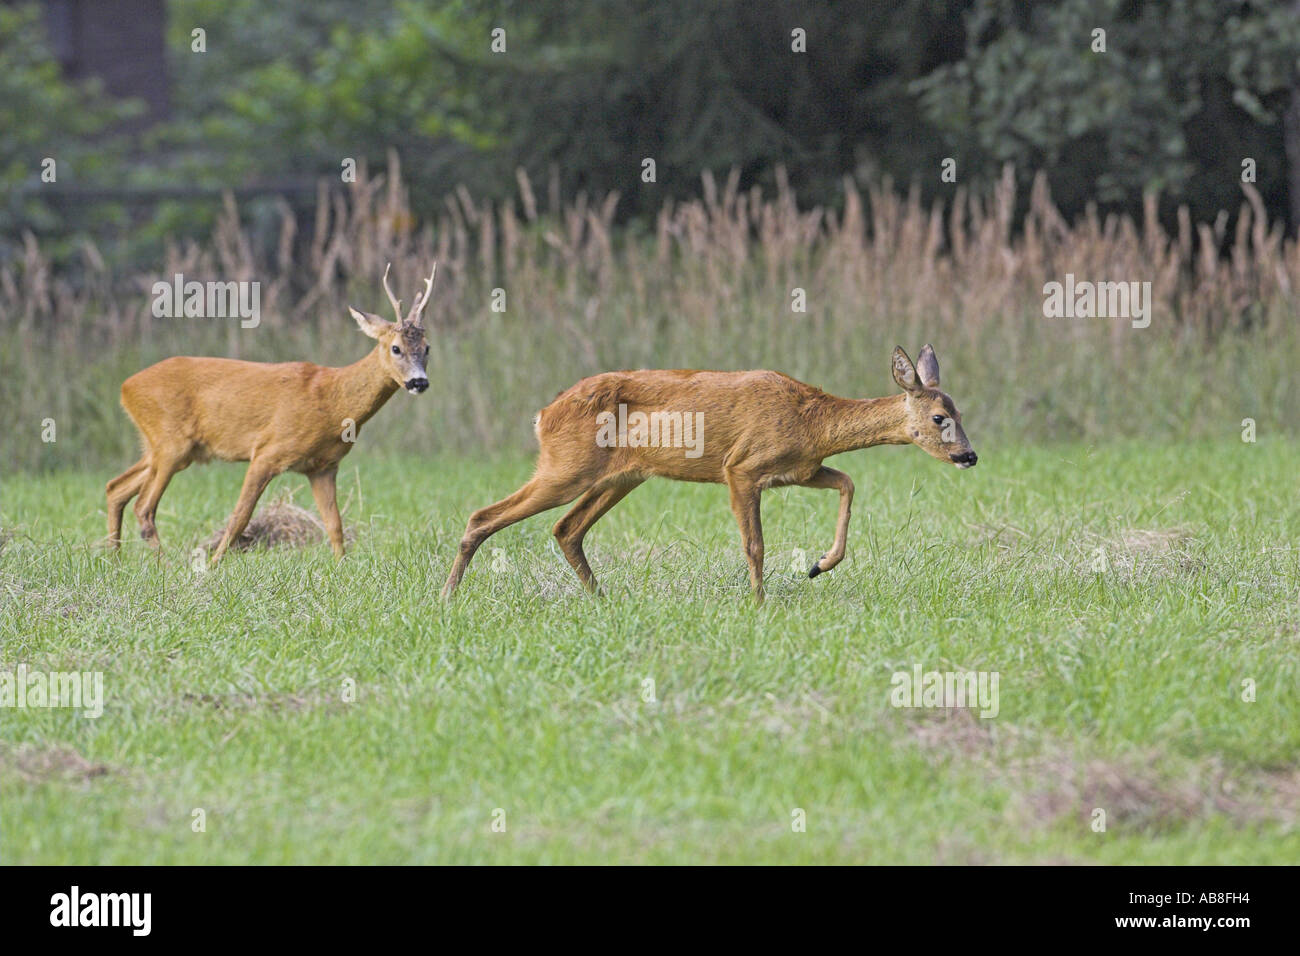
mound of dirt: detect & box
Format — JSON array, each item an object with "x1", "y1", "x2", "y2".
[
  {"x1": 0, "y1": 742, "x2": 111, "y2": 784},
  {"x1": 1118, "y1": 528, "x2": 1188, "y2": 554},
  {"x1": 204, "y1": 498, "x2": 328, "y2": 552}
]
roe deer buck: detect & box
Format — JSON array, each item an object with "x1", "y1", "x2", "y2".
[
  {"x1": 107, "y1": 263, "x2": 437, "y2": 563},
  {"x1": 442, "y1": 344, "x2": 976, "y2": 601}
]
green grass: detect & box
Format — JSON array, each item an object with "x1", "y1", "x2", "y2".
[{"x1": 2, "y1": 438, "x2": 1297, "y2": 863}]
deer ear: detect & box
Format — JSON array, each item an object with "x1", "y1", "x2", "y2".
[
  {"x1": 349, "y1": 307, "x2": 392, "y2": 340},
  {"x1": 916, "y1": 343, "x2": 940, "y2": 388},
  {"x1": 891, "y1": 346, "x2": 921, "y2": 393}
]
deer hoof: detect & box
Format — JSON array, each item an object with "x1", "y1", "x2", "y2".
[{"x1": 808, "y1": 560, "x2": 823, "y2": 578}]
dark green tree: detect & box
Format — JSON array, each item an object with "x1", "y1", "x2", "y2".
[
  {"x1": 913, "y1": 0, "x2": 1300, "y2": 229},
  {"x1": 0, "y1": 4, "x2": 137, "y2": 245}
]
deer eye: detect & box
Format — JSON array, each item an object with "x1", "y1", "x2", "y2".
[
  {"x1": 932, "y1": 414, "x2": 945, "y2": 425},
  {"x1": 391, "y1": 345, "x2": 402, "y2": 355}
]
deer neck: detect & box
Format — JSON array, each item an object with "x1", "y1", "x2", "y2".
[
  {"x1": 331, "y1": 347, "x2": 400, "y2": 427},
  {"x1": 816, "y1": 392, "x2": 911, "y2": 458}
]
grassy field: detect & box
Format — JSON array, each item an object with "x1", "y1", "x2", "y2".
[{"x1": 2, "y1": 437, "x2": 1296, "y2": 863}]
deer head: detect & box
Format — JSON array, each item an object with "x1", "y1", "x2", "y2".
[
  {"x1": 891, "y1": 344, "x2": 978, "y2": 468},
  {"x1": 348, "y1": 262, "x2": 436, "y2": 394}
]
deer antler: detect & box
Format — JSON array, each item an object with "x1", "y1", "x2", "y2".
[
  {"x1": 406, "y1": 262, "x2": 438, "y2": 327},
  {"x1": 381, "y1": 262, "x2": 403, "y2": 325}
]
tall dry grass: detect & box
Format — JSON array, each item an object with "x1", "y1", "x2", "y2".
[{"x1": 1, "y1": 155, "x2": 1296, "y2": 473}]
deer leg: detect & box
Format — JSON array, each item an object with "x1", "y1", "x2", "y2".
[
  {"x1": 211, "y1": 460, "x2": 280, "y2": 565},
  {"x1": 106, "y1": 457, "x2": 149, "y2": 550},
  {"x1": 308, "y1": 467, "x2": 345, "y2": 559},
  {"x1": 726, "y1": 474, "x2": 765, "y2": 603},
  {"x1": 802, "y1": 466, "x2": 855, "y2": 578},
  {"x1": 552, "y1": 478, "x2": 644, "y2": 593},
  {"x1": 133, "y1": 456, "x2": 183, "y2": 550},
  {"x1": 442, "y1": 476, "x2": 588, "y2": 597}
]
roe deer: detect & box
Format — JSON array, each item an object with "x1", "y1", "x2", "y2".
[
  {"x1": 442, "y1": 344, "x2": 976, "y2": 601},
  {"x1": 107, "y1": 263, "x2": 436, "y2": 563}
]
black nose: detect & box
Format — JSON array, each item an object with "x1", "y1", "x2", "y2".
[
  {"x1": 951, "y1": 450, "x2": 978, "y2": 466},
  {"x1": 407, "y1": 378, "x2": 429, "y2": 393}
]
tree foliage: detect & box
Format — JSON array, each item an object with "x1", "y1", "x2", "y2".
[
  {"x1": 915, "y1": 0, "x2": 1300, "y2": 224},
  {"x1": 4, "y1": 0, "x2": 1300, "y2": 254},
  {"x1": 0, "y1": 5, "x2": 137, "y2": 239}
]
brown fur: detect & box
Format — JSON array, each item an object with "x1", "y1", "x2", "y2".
[
  {"x1": 443, "y1": 345, "x2": 976, "y2": 601},
  {"x1": 106, "y1": 265, "x2": 435, "y2": 563}
]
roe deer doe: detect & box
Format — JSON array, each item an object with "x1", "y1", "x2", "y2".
[
  {"x1": 442, "y1": 345, "x2": 976, "y2": 601},
  {"x1": 107, "y1": 263, "x2": 436, "y2": 563}
]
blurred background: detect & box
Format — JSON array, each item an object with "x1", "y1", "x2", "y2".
[{"x1": 2, "y1": 0, "x2": 1299, "y2": 471}]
